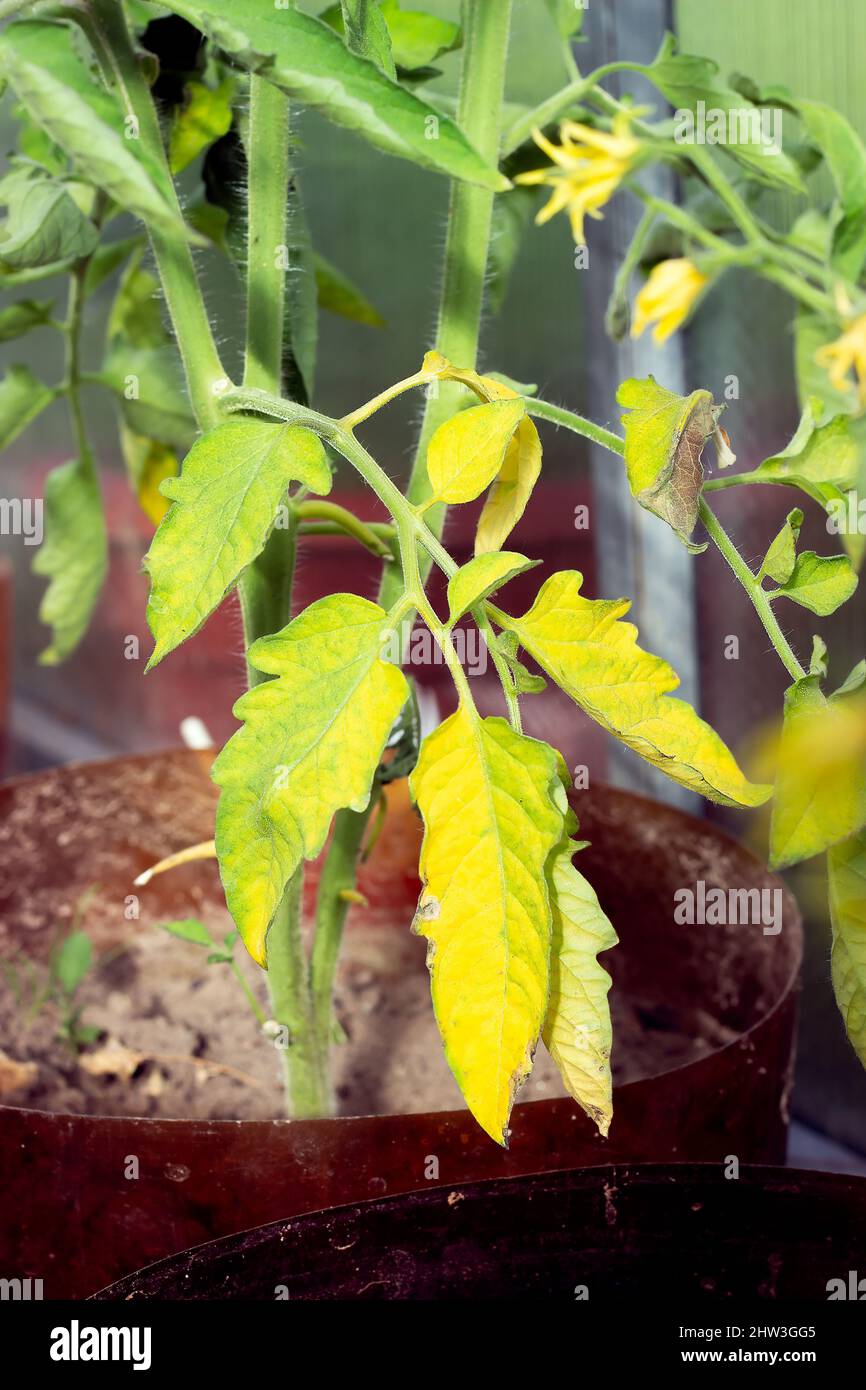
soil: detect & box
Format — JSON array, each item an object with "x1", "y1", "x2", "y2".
[{"x1": 0, "y1": 895, "x2": 737, "y2": 1121}]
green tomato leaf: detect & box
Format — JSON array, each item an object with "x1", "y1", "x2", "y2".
[
  {"x1": 617, "y1": 375, "x2": 718, "y2": 550},
  {"x1": 753, "y1": 399, "x2": 866, "y2": 504},
  {"x1": 500, "y1": 570, "x2": 772, "y2": 807},
  {"x1": 410, "y1": 707, "x2": 564, "y2": 1144},
  {"x1": 0, "y1": 175, "x2": 99, "y2": 269},
  {"x1": 543, "y1": 0, "x2": 585, "y2": 39},
  {"x1": 446, "y1": 550, "x2": 538, "y2": 624},
  {"x1": 829, "y1": 830, "x2": 866, "y2": 1070},
  {"x1": 759, "y1": 507, "x2": 803, "y2": 584},
  {"x1": 145, "y1": 420, "x2": 331, "y2": 668},
  {"x1": 156, "y1": 918, "x2": 214, "y2": 947},
  {"x1": 427, "y1": 398, "x2": 525, "y2": 505},
  {"x1": 169, "y1": 76, "x2": 235, "y2": 174},
  {"x1": 0, "y1": 298, "x2": 53, "y2": 342},
  {"x1": 487, "y1": 186, "x2": 537, "y2": 315},
  {"x1": 54, "y1": 930, "x2": 92, "y2": 996},
  {"x1": 835, "y1": 660, "x2": 866, "y2": 698},
  {"x1": 213, "y1": 594, "x2": 409, "y2": 966},
  {"x1": 107, "y1": 249, "x2": 165, "y2": 350},
  {"x1": 320, "y1": 1, "x2": 396, "y2": 77},
  {"x1": 379, "y1": 1, "x2": 461, "y2": 72},
  {"x1": 160, "y1": 1, "x2": 507, "y2": 188},
  {"x1": 796, "y1": 100, "x2": 866, "y2": 280},
  {"x1": 768, "y1": 549, "x2": 858, "y2": 617},
  {"x1": 543, "y1": 826, "x2": 617, "y2": 1137},
  {"x1": 0, "y1": 363, "x2": 55, "y2": 452},
  {"x1": 100, "y1": 343, "x2": 196, "y2": 450},
  {"x1": 33, "y1": 457, "x2": 107, "y2": 664},
  {"x1": 314, "y1": 252, "x2": 384, "y2": 327},
  {"x1": 770, "y1": 675, "x2": 866, "y2": 868},
  {"x1": 0, "y1": 20, "x2": 188, "y2": 238},
  {"x1": 82, "y1": 234, "x2": 144, "y2": 298},
  {"x1": 639, "y1": 34, "x2": 804, "y2": 192}
]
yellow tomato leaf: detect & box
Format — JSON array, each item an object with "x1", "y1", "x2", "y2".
[
  {"x1": 421, "y1": 354, "x2": 542, "y2": 549},
  {"x1": 145, "y1": 419, "x2": 331, "y2": 668},
  {"x1": 169, "y1": 77, "x2": 235, "y2": 175},
  {"x1": 426, "y1": 397, "x2": 525, "y2": 505},
  {"x1": 119, "y1": 424, "x2": 178, "y2": 526},
  {"x1": 446, "y1": 550, "x2": 538, "y2": 624},
  {"x1": 213, "y1": 594, "x2": 408, "y2": 965},
  {"x1": 410, "y1": 706, "x2": 564, "y2": 1143},
  {"x1": 499, "y1": 570, "x2": 771, "y2": 807},
  {"x1": 770, "y1": 676, "x2": 866, "y2": 868},
  {"x1": 543, "y1": 826, "x2": 617, "y2": 1136},
  {"x1": 829, "y1": 830, "x2": 866, "y2": 1069},
  {"x1": 476, "y1": 414, "x2": 542, "y2": 554}
]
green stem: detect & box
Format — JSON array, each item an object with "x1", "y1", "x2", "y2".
[
  {"x1": 703, "y1": 469, "x2": 774, "y2": 492},
  {"x1": 88, "y1": 0, "x2": 225, "y2": 429},
  {"x1": 63, "y1": 260, "x2": 92, "y2": 466},
  {"x1": 381, "y1": 0, "x2": 513, "y2": 608},
  {"x1": 502, "y1": 62, "x2": 643, "y2": 156},
  {"x1": 698, "y1": 499, "x2": 806, "y2": 683},
  {"x1": 527, "y1": 397, "x2": 625, "y2": 456},
  {"x1": 262, "y1": 871, "x2": 329, "y2": 1117},
  {"x1": 309, "y1": 804, "x2": 375, "y2": 1039},
  {"x1": 243, "y1": 78, "x2": 290, "y2": 391},
  {"x1": 296, "y1": 500, "x2": 394, "y2": 558}
]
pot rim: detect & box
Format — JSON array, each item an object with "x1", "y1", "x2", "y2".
[{"x1": 88, "y1": 1158, "x2": 863, "y2": 1300}]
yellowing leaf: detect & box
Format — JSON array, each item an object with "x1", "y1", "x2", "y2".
[
  {"x1": 421, "y1": 355, "x2": 542, "y2": 550},
  {"x1": 426, "y1": 397, "x2": 525, "y2": 505},
  {"x1": 119, "y1": 425, "x2": 178, "y2": 526},
  {"x1": 169, "y1": 77, "x2": 235, "y2": 175},
  {"x1": 499, "y1": 571, "x2": 771, "y2": 807},
  {"x1": 410, "y1": 707, "x2": 564, "y2": 1144},
  {"x1": 145, "y1": 420, "x2": 331, "y2": 668},
  {"x1": 543, "y1": 829, "x2": 617, "y2": 1136},
  {"x1": 770, "y1": 676, "x2": 866, "y2": 868},
  {"x1": 617, "y1": 375, "x2": 719, "y2": 550},
  {"x1": 213, "y1": 594, "x2": 408, "y2": 965},
  {"x1": 476, "y1": 413, "x2": 542, "y2": 555},
  {"x1": 446, "y1": 550, "x2": 538, "y2": 624},
  {"x1": 829, "y1": 830, "x2": 866, "y2": 1068}
]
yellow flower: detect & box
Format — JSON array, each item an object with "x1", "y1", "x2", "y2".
[
  {"x1": 515, "y1": 115, "x2": 640, "y2": 245},
  {"x1": 631, "y1": 258, "x2": 708, "y2": 344},
  {"x1": 815, "y1": 314, "x2": 866, "y2": 406}
]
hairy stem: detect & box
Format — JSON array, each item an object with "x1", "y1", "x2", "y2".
[
  {"x1": 699, "y1": 499, "x2": 806, "y2": 683},
  {"x1": 263, "y1": 871, "x2": 329, "y2": 1117},
  {"x1": 296, "y1": 500, "x2": 394, "y2": 557},
  {"x1": 309, "y1": 804, "x2": 375, "y2": 1040},
  {"x1": 527, "y1": 397, "x2": 625, "y2": 456},
  {"x1": 243, "y1": 78, "x2": 290, "y2": 392},
  {"x1": 380, "y1": 0, "x2": 513, "y2": 608},
  {"x1": 88, "y1": 0, "x2": 225, "y2": 429}
]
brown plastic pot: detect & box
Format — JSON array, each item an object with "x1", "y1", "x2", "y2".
[
  {"x1": 92, "y1": 1163, "x2": 866, "y2": 1302},
  {"x1": 0, "y1": 750, "x2": 801, "y2": 1299}
]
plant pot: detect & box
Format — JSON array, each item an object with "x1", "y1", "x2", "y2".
[
  {"x1": 0, "y1": 750, "x2": 801, "y2": 1298},
  {"x1": 93, "y1": 1163, "x2": 862, "y2": 1301}
]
